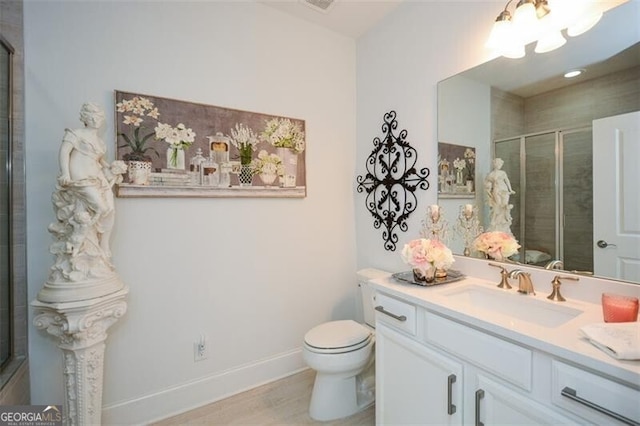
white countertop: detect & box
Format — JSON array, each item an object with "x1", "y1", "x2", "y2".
[{"x1": 369, "y1": 272, "x2": 640, "y2": 388}]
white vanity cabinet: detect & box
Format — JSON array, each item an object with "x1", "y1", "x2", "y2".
[
  {"x1": 376, "y1": 322, "x2": 463, "y2": 425},
  {"x1": 374, "y1": 291, "x2": 584, "y2": 425},
  {"x1": 550, "y1": 360, "x2": 640, "y2": 425}
]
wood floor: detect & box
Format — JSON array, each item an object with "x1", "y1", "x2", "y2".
[{"x1": 152, "y1": 369, "x2": 375, "y2": 425}]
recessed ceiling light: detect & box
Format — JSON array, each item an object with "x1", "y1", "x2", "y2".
[{"x1": 564, "y1": 69, "x2": 584, "y2": 78}]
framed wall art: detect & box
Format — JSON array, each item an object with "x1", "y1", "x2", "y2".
[
  {"x1": 114, "y1": 90, "x2": 306, "y2": 198},
  {"x1": 438, "y1": 142, "x2": 476, "y2": 198}
]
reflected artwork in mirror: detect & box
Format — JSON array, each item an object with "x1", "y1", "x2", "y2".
[{"x1": 437, "y1": 1, "x2": 640, "y2": 284}]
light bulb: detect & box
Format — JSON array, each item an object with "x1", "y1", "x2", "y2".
[
  {"x1": 567, "y1": 11, "x2": 602, "y2": 36},
  {"x1": 513, "y1": 0, "x2": 540, "y2": 44},
  {"x1": 535, "y1": 31, "x2": 566, "y2": 53},
  {"x1": 486, "y1": 18, "x2": 512, "y2": 49},
  {"x1": 534, "y1": 14, "x2": 566, "y2": 53},
  {"x1": 503, "y1": 43, "x2": 526, "y2": 59}
]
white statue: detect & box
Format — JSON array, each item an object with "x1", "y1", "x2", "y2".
[
  {"x1": 484, "y1": 158, "x2": 515, "y2": 234},
  {"x1": 47, "y1": 103, "x2": 127, "y2": 284}
]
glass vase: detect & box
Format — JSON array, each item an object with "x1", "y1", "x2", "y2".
[{"x1": 167, "y1": 147, "x2": 185, "y2": 170}]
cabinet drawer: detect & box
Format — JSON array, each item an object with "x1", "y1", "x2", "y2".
[
  {"x1": 551, "y1": 360, "x2": 640, "y2": 425},
  {"x1": 375, "y1": 292, "x2": 417, "y2": 336},
  {"x1": 424, "y1": 312, "x2": 532, "y2": 390}
]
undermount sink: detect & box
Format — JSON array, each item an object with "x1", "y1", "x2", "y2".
[{"x1": 440, "y1": 285, "x2": 584, "y2": 328}]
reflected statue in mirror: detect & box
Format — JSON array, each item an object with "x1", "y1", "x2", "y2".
[{"x1": 484, "y1": 158, "x2": 515, "y2": 235}]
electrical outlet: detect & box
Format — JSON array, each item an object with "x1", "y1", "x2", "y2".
[{"x1": 194, "y1": 335, "x2": 207, "y2": 362}]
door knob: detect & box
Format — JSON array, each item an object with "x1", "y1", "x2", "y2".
[{"x1": 596, "y1": 240, "x2": 617, "y2": 249}]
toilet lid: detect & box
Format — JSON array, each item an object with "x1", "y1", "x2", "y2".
[{"x1": 304, "y1": 320, "x2": 372, "y2": 350}]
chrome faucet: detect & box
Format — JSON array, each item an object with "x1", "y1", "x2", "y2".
[
  {"x1": 508, "y1": 269, "x2": 535, "y2": 295},
  {"x1": 544, "y1": 260, "x2": 564, "y2": 270}
]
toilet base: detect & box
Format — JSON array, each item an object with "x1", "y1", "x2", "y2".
[{"x1": 308, "y1": 363, "x2": 375, "y2": 421}]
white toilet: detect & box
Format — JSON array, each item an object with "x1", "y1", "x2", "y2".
[{"x1": 303, "y1": 269, "x2": 388, "y2": 421}]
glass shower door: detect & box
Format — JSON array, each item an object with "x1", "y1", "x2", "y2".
[
  {"x1": 561, "y1": 128, "x2": 593, "y2": 272},
  {"x1": 523, "y1": 132, "x2": 558, "y2": 265},
  {"x1": 0, "y1": 36, "x2": 11, "y2": 369}
]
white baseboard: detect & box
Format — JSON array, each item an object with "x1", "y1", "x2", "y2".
[{"x1": 102, "y1": 348, "x2": 307, "y2": 425}]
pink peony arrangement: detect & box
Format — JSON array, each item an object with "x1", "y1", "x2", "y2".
[
  {"x1": 473, "y1": 231, "x2": 520, "y2": 260},
  {"x1": 401, "y1": 238, "x2": 455, "y2": 273}
]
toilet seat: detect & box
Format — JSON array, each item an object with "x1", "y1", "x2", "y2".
[{"x1": 304, "y1": 320, "x2": 373, "y2": 354}]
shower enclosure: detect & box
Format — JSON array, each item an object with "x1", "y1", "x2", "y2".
[
  {"x1": 494, "y1": 126, "x2": 593, "y2": 273},
  {"x1": 0, "y1": 33, "x2": 13, "y2": 371}
]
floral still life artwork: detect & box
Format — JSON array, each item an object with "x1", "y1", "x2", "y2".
[
  {"x1": 473, "y1": 231, "x2": 521, "y2": 261},
  {"x1": 114, "y1": 90, "x2": 306, "y2": 196},
  {"x1": 438, "y1": 142, "x2": 476, "y2": 197}
]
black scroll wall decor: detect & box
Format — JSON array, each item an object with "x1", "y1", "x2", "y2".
[{"x1": 356, "y1": 110, "x2": 430, "y2": 251}]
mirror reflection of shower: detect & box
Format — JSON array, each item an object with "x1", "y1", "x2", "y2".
[{"x1": 493, "y1": 127, "x2": 593, "y2": 273}]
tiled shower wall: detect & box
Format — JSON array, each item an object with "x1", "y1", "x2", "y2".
[{"x1": 0, "y1": 0, "x2": 29, "y2": 405}]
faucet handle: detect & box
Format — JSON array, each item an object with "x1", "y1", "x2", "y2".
[
  {"x1": 547, "y1": 275, "x2": 580, "y2": 302},
  {"x1": 488, "y1": 262, "x2": 512, "y2": 289}
]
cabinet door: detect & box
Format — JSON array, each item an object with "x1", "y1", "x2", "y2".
[
  {"x1": 376, "y1": 323, "x2": 462, "y2": 425},
  {"x1": 473, "y1": 374, "x2": 580, "y2": 425}
]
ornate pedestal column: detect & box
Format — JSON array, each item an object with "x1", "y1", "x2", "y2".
[
  {"x1": 32, "y1": 288, "x2": 128, "y2": 425},
  {"x1": 33, "y1": 103, "x2": 130, "y2": 425}
]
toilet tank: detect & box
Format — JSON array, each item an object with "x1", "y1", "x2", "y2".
[{"x1": 357, "y1": 269, "x2": 391, "y2": 328}]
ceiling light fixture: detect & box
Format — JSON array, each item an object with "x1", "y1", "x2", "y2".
[{"x1": 486, "y1": 0, "x2": 602, "y2": 58}]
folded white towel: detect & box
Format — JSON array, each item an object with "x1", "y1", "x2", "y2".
[{"x1": 580, "y1": 322, "x2": 640, "y2": 360}]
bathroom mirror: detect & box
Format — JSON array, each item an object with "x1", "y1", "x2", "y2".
[{"x1": 437, "y1": 1, "x2": 640, "y2": 284}]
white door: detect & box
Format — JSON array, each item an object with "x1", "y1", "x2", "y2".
[{"x1": 592, "y1": 111, "x2": 640, "y2": 282}]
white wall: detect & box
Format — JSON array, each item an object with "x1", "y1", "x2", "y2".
[
  {"x1": 24, "y1": 2, "x2": 356, "y2": 423},
  {"x1": 355, "y1": 1, "x2": 499, "y2": 272}
]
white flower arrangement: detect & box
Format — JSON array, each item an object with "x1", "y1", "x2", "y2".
[
  {"x1": 116, "y1": 96, "x2": 160, "y2": 126},
  {"x1": 228, "y1": 123, "x2": 259, "y2": 164},
  {"x1": 260, "y1": 118, "x2": 305, "y2": 154},
  {"x1": 229, "y1": 123, "x2": 259, "y2": 150},
  {"x1": 401, "y1": 238, "x2": 455, "y2": 272},
  {"x1": 473, "y1": 231, "x2": 520, "y2": 260},
  {"x1": 115, "y1": 96, "x2": 161, "y2": 161},
  {"x1": 251, "y1": 150, "x2": 284, "y2": 176},
  {"x1": 453, "y1": 157, "x2": 466, "y2": 172},
  {"x1": 154, "y1": 122, "x2": 196, "y2": 150}
]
